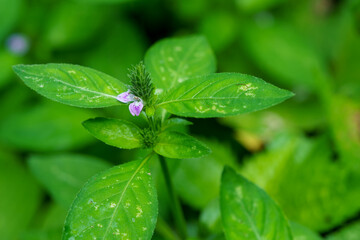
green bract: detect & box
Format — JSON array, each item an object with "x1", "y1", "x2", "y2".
[
  {"x1": 220, "y1": 167, "x2": 293, "y2": 240},
  {"x1": 13, "y1": 63, "x2": 126, "y2": 108}
]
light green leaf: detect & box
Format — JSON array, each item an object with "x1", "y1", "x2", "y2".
[
  {"x1": 241, "y1": 133, "x2": 360, "y2": 231},
  {"x1": 173, "y1": 139, "x2": 237, "y2": 209},
  {"x1": 0, "y1": 102, "x2": 95, "y2": 151},
  {"x1": 13, "y1": 63, "x2": 126, "y2": 108},
  {"x1": 242, "y1": 22, "x2": 324, "y2": 91},
  {"x1": 0, "y1": 151, "x2": 41, "y2": 240},
  {"x1": 290, "y1": 222, "x2": 322, "y2": 240},
  {"x1": 82, "y1": 117, "x2": 143, "y2": 149},
  {"x1": 200, "y1": 198, "x2": 222, "y2": 234},
  {"x1": 220, "y1": 167, "x2": 293, "y2": 240},
  {"x1": 154, "y1": 131, "x2": 211, "y2": 159},
  {"x1": 161, "y1": 118, "x2": 193, "y2": 132},
  {"x1": 144, "y1": 35, "x2": 216, "y2": 91},
  {"x1": 62, "y1": 154, "x2": 158, "y2": 240},
  {"x1": 85, "y1": 21, "x2": 146, "y2": 85},
  {"x1": 326, "y1": 221, "x2": 360, "y2": 240},
  {"x1": 44, "y1": 2, "x2": 107, "y2": 49},
  {"x1": 28, "y1": 154, "x2": 111, "y2": 208},
  {"x1": 157, "y1": 73, "x2": 293, "y2": 118}
]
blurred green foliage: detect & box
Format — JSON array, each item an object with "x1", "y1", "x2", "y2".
[{"x1": 0, "y1": 0, "x2": 360, "y2": 239}]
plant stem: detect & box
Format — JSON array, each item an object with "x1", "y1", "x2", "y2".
[
  {"x1": 158, "y1": 155, "x2": 187, "y2": 239},
  {"x1": 156, "y1": 216, "x2": 181, "y2": 240}
]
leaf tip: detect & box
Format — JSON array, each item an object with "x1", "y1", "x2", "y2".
[{"x1": 12, "y1": 64, "x2": 24, "y2": 74}]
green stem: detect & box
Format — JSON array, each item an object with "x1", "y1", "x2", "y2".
[
  {"x1": 158, "y1": 155, "x2": 187, "y2": 239},
  {"x1": 156, "y1": 216, "x2": 181, "y2": 240}
]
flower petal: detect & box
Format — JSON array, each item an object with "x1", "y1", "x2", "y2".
[
  {"x1": 129, "y1": 101, "x2": 144, "y2": 116},
  {"x1": 116, "y1": 90, "x2": 135, "y2": 103}
]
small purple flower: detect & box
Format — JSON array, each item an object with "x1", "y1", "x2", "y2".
[
  {"x1": 129, "y1": 101, "x2": 144, "y2": 116},
  {"x1": 117, "y1": 90, "x2": 144, "y2": 116},
  {"x1": 116, "y1": 90, "x2": 135, "y2": 103},
  {"x1": 6, "y1": 33, "x2": 30, "y2": 56}
]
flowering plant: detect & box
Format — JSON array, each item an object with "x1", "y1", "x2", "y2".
[{"x1": 13, "y1": 36, "x2": 295, "y2": 240}]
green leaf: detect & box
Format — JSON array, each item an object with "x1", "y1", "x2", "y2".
[
  {"x1": 0, "y1": 150, "x2": 41, "y2": 240},
  {"x1": 173, "y1": 139, "x2": 237, "y2": 208},
  {"x1": 290, "y1": 222, "x2": 322, "y2": 240},
  {"x1": 0, "y1": 102, "x2": 95, "y2": 151},
  {"x1": 62, "y1": 154, "x2": 158, "y2": 239},
  {"x1": 85, "y1": 21, "x2": 146, "y2": 85},
  {"x1": 220, "y1": 167, "x2": 293, "y2": 240},
  {"x1": 157, "y1": 73, "x2": 293, "y2": 118},
  {"x1": 28, "y1": 154, "x2": 111, "y2": 208},
  {"x1": 154, "y1": 131, "x2": 211, "y2": 159},
  {"x1": 242, "y1": 22, "x2": 324, "y2": 91},
  {"x1": 144, "y1": 35, "x2": 216, "y2": 92},
  {"x1": 200, "y1": 198, "x2": 222, "y2": 234},
  {"x1": 161, "y1": 118, "x2": 193, "y2": 132},
  {"x1": 44, "y1": 2, "x2": 108, "y2": 49},
  {"x1": 326, "y1": 221, "x2": 360, "y2": 240},
  {"x1": 241, "y1": 133, "x2": 360, "y2": 231},
  {"x1": 82, "y1": 117, "x2": 143, "y2": 149},
  {"x1": 13, "y1": 63, "x2": 127, "y2": 108}
]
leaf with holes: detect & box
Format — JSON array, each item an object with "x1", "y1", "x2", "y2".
[
  {"x1": 220, "y1": 167, "x2": 293, "y2": 240},
  {"x1": 157, "y1": 73, "x2": 294, "y2": 118},
  {"x1": 144, "y1": 35, "x2": 216, "y2": 92},
  {"x1": 82, "y1": 117, "x2": 143, "y2": 149},
  {"x1": 13, "y1": 64, "x2": 127, "y2": 108},
  {"x1": 154, "y1": 131, "x2": 211, "y2": 159},
  {"x1": 62, "y1": 154, "x2": 158, "y2": 240}
]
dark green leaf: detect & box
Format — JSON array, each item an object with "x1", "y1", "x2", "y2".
[
  {"x1": 13, "y1": 64, "x2": 127, "y2": 108},
  {"x1": 158, "y1": 73, "x2": 293, "y2": 118},
  {"x1": 82, "y1": 117, "x2": 143, "y2": 149},
  {"x1": 154, "y1": 131, "x2": 211, "y2": 159},
  {"x1": 220, "y1": 167, "x2": 293, "y2": 240},
  {"x1": 145, "y1": 35, "x2": 216, "y2": 92},
  {"x1": 28, "y1": 154, "x2": 111, "y2": 208},
  {"x1": 63, "y1": 154, "x2": 158, "y2": 239}
]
